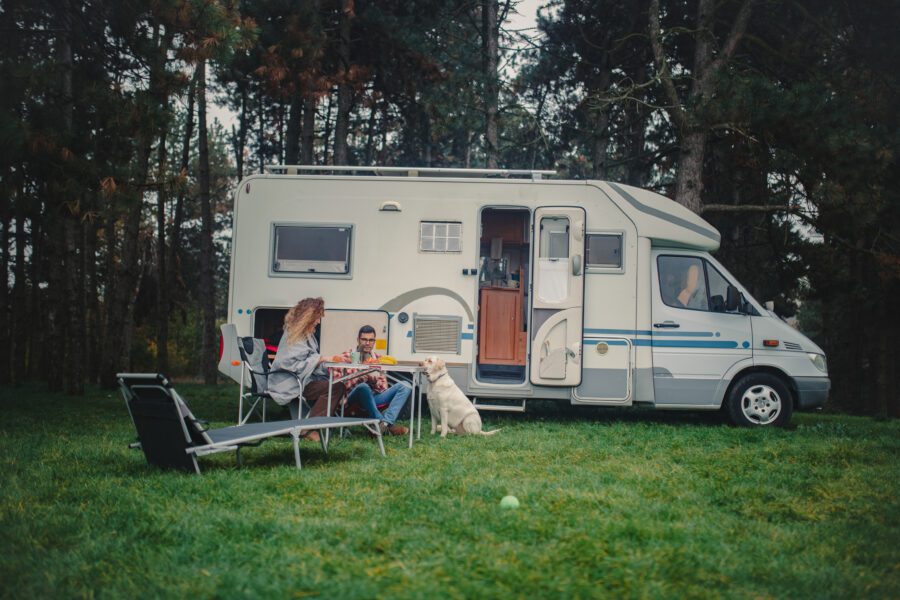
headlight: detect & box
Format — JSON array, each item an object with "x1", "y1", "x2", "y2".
[{"x1": 807, "y1": 353, "x2": 827, "y2": 373}]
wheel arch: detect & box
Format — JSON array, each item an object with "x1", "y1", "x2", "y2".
[{"x1": 718, "y1": 365, "x2": 796, "y2": 410}]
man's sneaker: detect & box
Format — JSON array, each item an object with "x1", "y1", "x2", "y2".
[{"x1": 386, "y1": 423, "x2": 409, "y2": 436}]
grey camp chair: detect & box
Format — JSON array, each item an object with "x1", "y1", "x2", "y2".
[
  {"x1": 236, "y1": 337, "x2": 275, "y2": 424},
  {"x1": 117, "y1": 373, "x2": 385, "y2": 474},
  {"x1": 237, "y1": 336, "x2": 308, "y2": 424}
]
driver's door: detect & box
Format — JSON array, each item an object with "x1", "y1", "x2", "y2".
[{"x1": 530, "y1": 207, "x2": 585, "y2": 386}]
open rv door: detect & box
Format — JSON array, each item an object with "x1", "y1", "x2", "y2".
[{"x1": 530, "y1": 207, "x2": 585, "y2": 386}]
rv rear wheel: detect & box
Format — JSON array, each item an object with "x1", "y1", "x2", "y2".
[{"x1": 726, "y1": 373, "x2": 793, "y2": 427}]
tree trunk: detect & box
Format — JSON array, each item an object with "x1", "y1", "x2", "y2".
[
  {"x1": 0, "y1": 172, "x2": 10, "y2": 383},
  {"x1": 63, "y1": 212, "x2": 84, "y2": 394},
  {"x1": 323, "y1": 92, "x2": 334, "y2": 164},
  {"x1": 28, "y1": 209, "x2": 44, "y2": 380},
  {"x1": 155, "y1": 123, "x2": 170, "y2": 375},
  {"x1": 673, "y1": 130, "x2": 706, "y2": 213},
  {"x1": 257, "y1": 92, "x2": 265, "y2": 172},
  {"x1": 363, "y1": 98, "x2": 377, "y2": 165},
  {"x1": 197, "y1": 59, "x2": 218, "y2": 384},
  {"x1": 233, "y1": 85, "x2": 247, "y2": 180},
  {"x1": 301, "y1": 95, "x2": 317, "y2": 164},
  {"x1": 83, "y1": 215, "x2": 100, "y2": 383},
  {"x1": 333, "y1": 0, "x2": 355, "y2": 166},
  {"x1": 420, "y1": 104, "x2": 432, "y2": 167},
  {"x1": 168, "y1": 75, "x2": 195, "y2": 301},
  {"x1": 284, "y1": 92, "x2": 303, "y2": 165},
  {"x1": 482, "y1": 0, "x2": 499, "y2": 169},
  {"x1": 12, "y1": 180, "x2": 27, "y2": 382}
]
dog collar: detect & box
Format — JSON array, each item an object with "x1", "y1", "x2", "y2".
[{"x1": 427, "y1": 371, "x2": 449, "y2": 384}]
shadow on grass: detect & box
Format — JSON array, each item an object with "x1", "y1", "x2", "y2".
[{"x1": 468, "y1": 398, "x2": 731, "y2": 429}]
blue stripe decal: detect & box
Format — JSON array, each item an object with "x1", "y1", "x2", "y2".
[
  {"x1": 467, "y1": 324, "x2": 474, "y2": 330},
  {"x1": 583, "y1": 327, "x2": 717, "y2": 338},
  {"x1": 634, "y1": 339, "x2": 739, "y2": 348},
  {"x1": 406, "y1": 331, "x2": 412, "y2": 338},
  {"x1": 583, "y1": 339, "x2": 629, "y2": 346},
  {"x1": 653, "y1": 331, "x2": 715, "y2": 337},
  {"x1": 584, "y1": 337, "x2": 737, "y2": 348},
  {"x1": 461, "y1": 333, "x2": 473, "y2": 340}
]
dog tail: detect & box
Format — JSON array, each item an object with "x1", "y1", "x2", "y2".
[{"x1": 480, "y1": 428, "x2": 502, "y2": 436}]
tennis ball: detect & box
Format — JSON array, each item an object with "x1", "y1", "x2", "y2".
[{"x1": 500, "y1": 495, "x2": 520, "y2": 509}]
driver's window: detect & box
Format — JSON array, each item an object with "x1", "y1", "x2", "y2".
[{"x1": 658, "y1": 256, "x2": 709, "y2": 311}]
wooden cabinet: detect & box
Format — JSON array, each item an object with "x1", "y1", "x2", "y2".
[
  {"x1": 481, "y1": 211, "x2": 525, "y2": 244},
  {"x1": 479, "y1": 287, "x2": 526, "y2": 365}
]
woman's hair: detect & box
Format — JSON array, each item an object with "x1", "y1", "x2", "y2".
[{"x1": 283, "y1": 297, "x2": 325, "y2": 345}]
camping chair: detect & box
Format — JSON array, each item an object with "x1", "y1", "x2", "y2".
[
  {"x1": 236, "y1": 336, "x2": 278, "y2": 424},
  {"x1": 236, "y1": 336, "x2": 311, "y2": 423},
  {"x1": 117, "y1": 373, "x2": 385, "y2": 474}
]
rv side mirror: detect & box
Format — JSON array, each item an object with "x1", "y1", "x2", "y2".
[{"x1": 725, "y1": 284, "x2": 741, "y2": 312}]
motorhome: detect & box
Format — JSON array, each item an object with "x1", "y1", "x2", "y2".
[{"x1": 218, "y1": 166, "x2": 830, "y2": 427}]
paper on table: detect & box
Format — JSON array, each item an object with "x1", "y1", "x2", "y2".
[{"x1": 537, "y1": 258, "x2": 568, "y2": 303}]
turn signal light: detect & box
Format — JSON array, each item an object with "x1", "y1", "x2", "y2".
[
  {"x1": 763, "y1": 340, "x2": 780, "y2": 347},
  {"x1": 231, "y1": 360, "x2": 241, "y2": 366}
]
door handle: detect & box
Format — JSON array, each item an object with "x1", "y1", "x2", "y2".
[
  {"x1": 571, "y1": 254, "x2": 582, "y2": 276},
  {"x1": 653, "y1": 321, "x2": 680, "y2": 328}
]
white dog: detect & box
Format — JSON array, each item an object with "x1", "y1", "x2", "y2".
[{"x1": 422, "y1": 357, "x2": 500, "y2": 437}]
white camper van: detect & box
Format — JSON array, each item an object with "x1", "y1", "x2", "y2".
[{"x1": 218, "y1": 166, "x2": 829, "y2": 427}]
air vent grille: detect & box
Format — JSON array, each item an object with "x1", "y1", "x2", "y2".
[
  {"x1": 413, "y1": 315, "x2": 461, "y2": 354},
  {"x1": 783, "y1": 341, "x2": 803, "y2": 351}
]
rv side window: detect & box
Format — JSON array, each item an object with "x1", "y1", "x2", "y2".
[
  {"x1": 272, "y1": 224, "x2": 351, "y2": 274},
  {"x1": 658, "y1": 256, "x2": 709, "y2": 311},
  {"x1": 586, "y1": 234, "x2": 622, "y2": 269},
  {"x1": 540, "y1": 217, "x2": 569, "y2": 258},
  {"x1": 419, "y1": 221, "x2": 462, "y2": 252}
]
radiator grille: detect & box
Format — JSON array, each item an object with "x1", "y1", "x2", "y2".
[
  {"x1": 413, "y1": 316, "x2": 461, "y2": 354},
  {"x1": 783, "y1": 341, "x2": 803, "y2": 351}
]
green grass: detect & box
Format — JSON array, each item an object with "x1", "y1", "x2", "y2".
[{"x1": 1, "y1": 383, "x2": 898, "y2": 599}]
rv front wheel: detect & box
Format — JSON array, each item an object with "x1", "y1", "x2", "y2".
[{"x1": 726, "y1": 373, "x2": 793, "y2": 427}]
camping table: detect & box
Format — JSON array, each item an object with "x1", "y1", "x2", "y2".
[{"x1": 322, "y1": 362, "x2": 424, "y2": 449}]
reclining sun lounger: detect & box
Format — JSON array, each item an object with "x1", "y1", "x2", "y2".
[{"x1": 117, "y1": 373, "x2": 385, "y2": 474}]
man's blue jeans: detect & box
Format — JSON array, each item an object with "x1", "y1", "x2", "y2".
[{"x1": 347, "y1": 382, "x2": 411, "y2": 424}]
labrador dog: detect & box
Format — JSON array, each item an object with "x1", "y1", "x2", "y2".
[{"x1": 422, "y1": 357, "x2": 500, "y2": 437}]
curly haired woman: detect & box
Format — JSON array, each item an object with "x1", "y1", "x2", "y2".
[{"x1": 268, "y1": 297, "x2": 344, "y2": 442}]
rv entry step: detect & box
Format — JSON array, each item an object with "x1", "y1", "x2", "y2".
[{"x1": 472, "y1": 398, "x2": 527, "y2": 413}]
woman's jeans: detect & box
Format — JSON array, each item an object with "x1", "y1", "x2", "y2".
[{"x1": 347, "y1": 382, "x2": 411, "y2": 424}]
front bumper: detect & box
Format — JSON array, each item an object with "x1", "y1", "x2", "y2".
[{"x1": 792, "y1": 376, "x2": 830, "y2": 409}]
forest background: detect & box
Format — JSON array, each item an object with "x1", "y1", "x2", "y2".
[{"x1": 0, "y1": 0, "x2": 897, "y2": 417}]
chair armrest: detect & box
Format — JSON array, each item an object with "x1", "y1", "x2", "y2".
[{"x1": 190, "y1": 418, "x2": 210, "y2": 432}]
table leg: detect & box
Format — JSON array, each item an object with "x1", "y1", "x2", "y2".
[
  {"x1": 325, "y1": 371, "x2": 333, "y2": 446},
  {"x1": 408, "y1": 376, "x2": 415, "y2": 449},
  {"x1": 417, "y1": 374, "x2": 422, "y2": 440}
]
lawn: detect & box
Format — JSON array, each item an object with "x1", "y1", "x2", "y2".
[{"x1": 1, "y1": 382, "x2": 898, "y2": 599}]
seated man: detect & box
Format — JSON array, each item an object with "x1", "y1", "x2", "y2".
[{"x1": 337, "y1": 325, "x2": 410, "y2": 436}]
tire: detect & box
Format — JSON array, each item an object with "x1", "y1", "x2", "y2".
[{"x1": 725, "y1": 373, "x2": 793, "y2": 427}]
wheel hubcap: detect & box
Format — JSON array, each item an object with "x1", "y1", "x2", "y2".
[{"x1": 740, "y1": 384, "x2": 782, "y2": 425}]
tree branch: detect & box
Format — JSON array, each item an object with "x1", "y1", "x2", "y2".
[
  {"x1": 702, "y1": 204, "x2": 796, "y2": 214},
  {"x1": 708, "y1": 0, "x2": 756, "y2": 74},
  {"x1": 648, "y1": 0, "x2": 687, "y2": 131}
]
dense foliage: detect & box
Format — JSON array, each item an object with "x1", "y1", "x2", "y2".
[{"x1": 1, "y1": 0, "x2": 897, "y2": 415}]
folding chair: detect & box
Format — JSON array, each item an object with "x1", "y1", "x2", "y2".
[
  {"x1": 117, "y1": 373, "x2": 385, "y2": 474},
  {"x1": 236, "y1": 336, "x2": 278, "y2": 424}
]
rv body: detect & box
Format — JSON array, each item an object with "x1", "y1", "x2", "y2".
[{"x1": 219, "y1": 168, "x2": 829, "y2": 425}]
